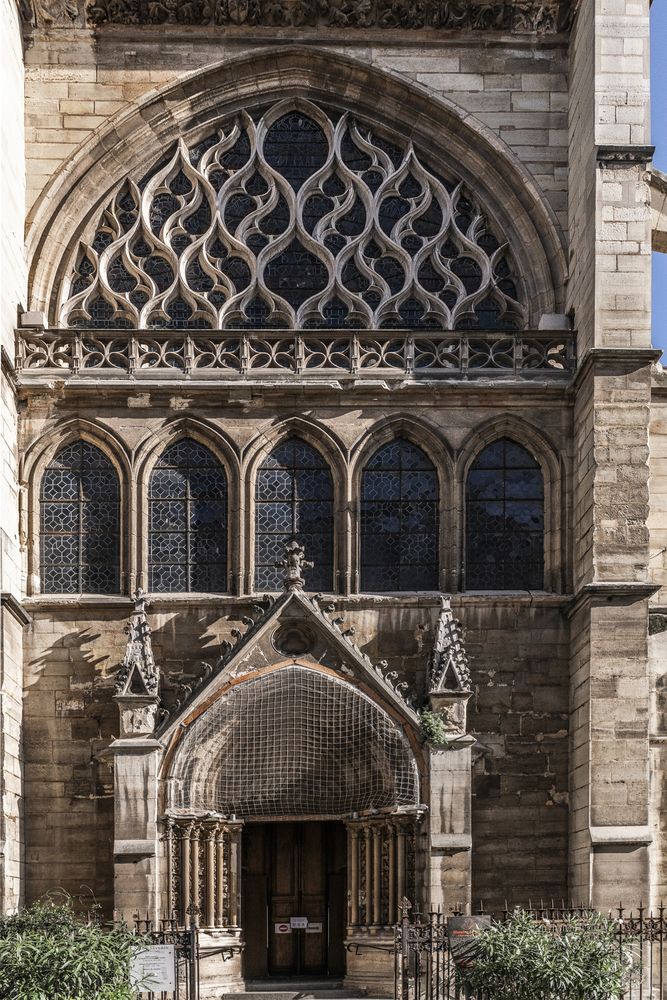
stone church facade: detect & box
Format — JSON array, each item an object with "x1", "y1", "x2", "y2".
[{"x1": 1, "y1": 0, "x2": 667, "y2": 991}]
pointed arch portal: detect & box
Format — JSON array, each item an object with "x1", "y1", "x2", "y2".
[{"x1": 167, "y1": 665, "x2": 419, "y2": 818}]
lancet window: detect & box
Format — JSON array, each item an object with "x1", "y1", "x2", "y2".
[
  {"x1": 465, "y1": 437, "x2": 544, "y2": 590},
  {"x1": 255, "y1": 438, "x2": 333, "y2": 592},
  {"x1": 360, "y1": 439, "x2": 439, "y2": 592},
  {"x1": 40, "y1": 441, "x2": 120, "y2": 594},
  {"x1": 59, "y1": 102, "x2": 525, "y2": 332},
  {"x1": 148, "y1": 438, "x2": 228, "y2": 593}
]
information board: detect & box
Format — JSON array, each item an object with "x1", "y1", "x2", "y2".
[{"x1": 130, "y1": 944, "x2": 176, "y2": 991}]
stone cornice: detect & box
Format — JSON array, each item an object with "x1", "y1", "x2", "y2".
[
  {"x1": 597, "y1": 145, "x2": 656, "y2": 167},
  {"x1": 567, "y1": 582, "x2": 661, "y2": 620},
  {"x1": 84, "y1": 0, "x2": 573, "y2": 32},
  {"x1": 0, "y1": 593, "x2": 32, "y2": 627},
  {"x1": 571, "y1": 347, "x2": 662, "y2": 392}
]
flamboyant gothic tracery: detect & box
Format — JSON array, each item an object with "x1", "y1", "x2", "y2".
[{"x1": 59, "y1": 103, "x2": 525, "y2": 333}]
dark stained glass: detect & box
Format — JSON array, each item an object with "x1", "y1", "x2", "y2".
[
  {"x1": 465, "y1": 438, "x2": 544, "y2": 591},
  {"x1": 361, "y1": 439, "x2": 438, "y2": 593},
  {"x1": 62, "y1": 103, "x2": 525, "y2": 332},
  {"x1": 40, "y1": 441, "x2": 120, "y2": 594},
  {"x1": 149, "y1": 438, "x2": 227, "y2": 593},
  {"x1": 255, "y1": 437, "x2": 333, "y2": 592}
]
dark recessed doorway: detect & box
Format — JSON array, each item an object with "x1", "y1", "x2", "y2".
[{"x1": 242, "y1": 821, "x2": 347, "y2": 979}]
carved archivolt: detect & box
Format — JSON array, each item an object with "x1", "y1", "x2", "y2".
[{"x1": 58, "y1": 101, "x2": 525, "y2": 333}]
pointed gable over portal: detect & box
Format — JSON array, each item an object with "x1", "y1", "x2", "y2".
[{"x1": 158, "y1": 543, "x2": 424, "y2": 820}]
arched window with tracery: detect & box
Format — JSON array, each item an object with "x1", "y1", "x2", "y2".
[
  {"x1": 255, "y1": 438, "x2": 333, "y2": 592},
  {"x1": 149, "y1": 438, "x2": 227, "y2": 593},
  {"x1": 40, "y1": 440, "x2": 120, "y2": 594},
  {"x1": 361, "y1": 439, "x2": 439, "y2": 592},
  {"x1": 465, "y1": 437, "x2": 544, "y2": 591},
  {"x1": 59, "y1": 101, "x2": 525, "y2": 333}
]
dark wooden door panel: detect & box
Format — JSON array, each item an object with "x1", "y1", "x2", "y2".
[{"x1": 243, "y1": 821, "x2": 347, "y2": 979}]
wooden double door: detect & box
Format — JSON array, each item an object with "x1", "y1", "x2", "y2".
[{"x1": 242, "y1": 822, "x2": 347, "y2": 979}]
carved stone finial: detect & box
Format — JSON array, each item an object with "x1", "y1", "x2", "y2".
[
  {"x1": 276, "y1": 540, "x2": 313, "y2": 592},
  {"x1": 428, "y1": 595, "x2": 471, "y2": 694},
  {"x1": 114, "y1": 589, "x2": 159, "y2": 698},
  {"x1": 427, "y1": 596, "x2": 472, "y2": 743}
]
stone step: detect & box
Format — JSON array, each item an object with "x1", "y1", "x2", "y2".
[{"x1": 223, "y1": 982, "x2": 367, "y2": 999}]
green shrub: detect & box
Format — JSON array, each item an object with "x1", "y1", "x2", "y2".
[
  {"x1": 463, "y1": 909, "x2": 635, "y2": 1000},
  {"x1": 0, "y1": 896, "x2": 145, "y2": 1000},
  {"x1": 419, "y1": 709, "x2": 450, "y2": 745}
]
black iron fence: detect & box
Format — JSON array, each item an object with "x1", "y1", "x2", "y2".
[
  {"x1": 394, "y1": 902, "x2": 667, "y2": 1000},
  {"x1": 133, "y1": 917, "x2": 199, "y2": 1000}
]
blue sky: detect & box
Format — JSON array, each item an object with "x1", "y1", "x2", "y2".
[{"x1": 652, "y1": 0, "x2": 666, "y2": 356}]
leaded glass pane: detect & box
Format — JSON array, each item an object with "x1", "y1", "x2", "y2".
[
  {"x1": 254, "y1": 437, "x2": 333, "y2": 592},
  {"x1": 465, "y1": 437, "x2": 544, "y2": 590},
  {"x1": 148, "y1": 438, "x2": 227, "y2": 593},
  {"x1": 40, "y1": 441, "x2": 120, "y2": 594},
  {"x1": 361, "y1": 439, "x2": 438, "y2": 593}
]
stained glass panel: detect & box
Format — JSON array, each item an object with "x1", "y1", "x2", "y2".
[
  {"x1": 255, "y1": 437, "x2": 333, "y2": 592},
  {"x1": 40, "y1": 441, "x2": 120, "y2": 594},
  {"x1": 148, "y1": 438, "x2": 227, "y2": 593},
  {"x1": 465, "y1": 437, "x2": 544, "y2": 590},
  {"x1": 361, "y1": 439, "x2": 438, "y2": 592}
]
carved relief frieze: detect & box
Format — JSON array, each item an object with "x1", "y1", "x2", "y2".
[{"x1": 86, "y1": 0, "x2": 570, "y2": 32}]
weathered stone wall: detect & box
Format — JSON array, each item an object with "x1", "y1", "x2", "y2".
[
  {"x1": 566, "y1": 0, "x2": 654, "y2": 907},
  {"x1": 21, "y1": 593, "x2": 569, "y2": 912},
  {"x1": 23, "y1": 29, "x2": 569, "y2": 232},
  {"x1": 0, "y1": 0, "x2": 27, "y2": 914}
]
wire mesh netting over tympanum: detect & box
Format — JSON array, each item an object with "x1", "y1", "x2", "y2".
[
  {"x1": 59, "y1": 101, "x2": 525, "y2": 332},
  {"x1": 167, "y1": 665, "x2": 420, "y2": 818}
]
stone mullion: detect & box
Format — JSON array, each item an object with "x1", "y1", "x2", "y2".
[
  {"x1": 180, "y1": 822, "x2": 193, "y2": 922},
  {"x1": 396, "y1": 821, "x2": 406, "y2": 909},
  {"x1": 371, "y1": 824, "x2": 382, "y2": 926},
  {"x1": 228, "y1": 824, "x2": 241, "y2": 927},
  {"x1": 347, "y1": 823, "x2": 359, "y2": 928},
  {"x1": 386, "y1": 822, "x2": 396, "y2": 927},
  {"x1": 190, "y1": 822, "x2": 201, "y2": 923},
  {"x1": 216, "y1": 826, "x2": 225, "y2": 928},
  {"x1": 205, "y1": 824, "x2": 216, "y2": 929}
]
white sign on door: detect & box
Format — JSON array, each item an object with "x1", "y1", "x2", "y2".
[
  {"x1": 306, "y1": 922, "x2": 323, "y2": 934},
  {"x1": 130, "y1": 944, "x2": 176, "y2": 991},
  {"x1": 290, "y1": 916, "x2": 308, "y2": 929}
]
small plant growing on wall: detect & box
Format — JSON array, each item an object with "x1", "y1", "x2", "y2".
[
  {"x1": 419, "y1": 708, "x2": 451, "y2": 746},
  {"x1": 0, "y1": 895, "x2": 145, "y2": 1000},
  {"x1": 462, "y1": 909, "x2": 635, "y2": 1000}
]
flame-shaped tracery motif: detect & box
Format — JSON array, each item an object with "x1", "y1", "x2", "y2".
[{"x1": 59, "y1": 102, "x2": 525, "y2": 332}]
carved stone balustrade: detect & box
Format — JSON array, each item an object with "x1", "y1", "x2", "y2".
[{"x1": 15, "y1": 329, "x2": 576, "y2": 381}]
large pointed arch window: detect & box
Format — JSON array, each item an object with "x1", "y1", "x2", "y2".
[
  {"x1": 60, "y1": 102, "x2": 525, "y2": 333},
  {"x1": 149, "y1": 438, "x2": 228, "y2": 593},
  {"x1": 361, "y1": 439, "x2": 439, "y2": 592},
  {"x1": 465, "y1": 438, "x2": 544, "y2": 591},
  {"x1": 40, "y1": 440, "x2": 120, "y2": 594},
  {"x1": 255, "y1": 438, "x2": 333, "y2": 592}
]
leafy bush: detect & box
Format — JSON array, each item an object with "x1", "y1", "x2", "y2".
[
  {"x1": 0, "y1": 896, "x2": 145, "y2": 1000},
  {"x1": 463, "y1": 910, "x2": 635, "y2": 1000},
  {"x1": 419, "y1": 709, "x2": 450, "y2": 745}
]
